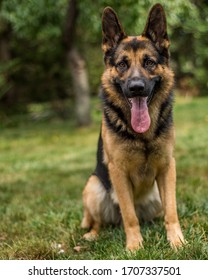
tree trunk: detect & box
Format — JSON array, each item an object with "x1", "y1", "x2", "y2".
[
  {"x1": 63, "y1": 0, "x2": 91, "y2": 126},
  {"x1": 68, "y1": 48, "x2": 91, "y2": 126}
]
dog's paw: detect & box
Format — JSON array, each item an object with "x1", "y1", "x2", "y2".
[
  {"x1": 167, "y1": 224, "x2": 186, "y2": 250},
  {"x1": 126, "y1": 234, "x2": 144, "y2": 251},
  {"x1": 83, "y1": 231, "x2": 98, "y2": 241}
]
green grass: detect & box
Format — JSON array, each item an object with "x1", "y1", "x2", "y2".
[{"x1": 0, "y1": 96, "x2": 208, "y2": 259}]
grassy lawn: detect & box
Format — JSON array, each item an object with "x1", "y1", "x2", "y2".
[{"x1": 0, "y1": 96, "x2": 207, "y2": 260}]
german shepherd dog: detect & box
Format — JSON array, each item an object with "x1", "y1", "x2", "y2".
[{"x1": 81, "y1": 3, "x2": 185, "y2": 251}]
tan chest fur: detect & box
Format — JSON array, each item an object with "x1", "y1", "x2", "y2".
[{"x1": 102, "y1": 120, "x2": 174, "y2": 201}]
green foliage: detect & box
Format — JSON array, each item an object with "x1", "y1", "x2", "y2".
[
  {"x1": 78, "y1": 0, "x2": 198, "y2": 38},
  {"x1": 0, "y1": 96, "x2": 207, "y2": 259},
  {"x1": 0, "y1": 0, "x2": 208, "y2": 112},
  {"x1": 0, "y1": 0, "x2": 70, "y2": 106},
  {"x1": 1, "y1": 0, "x2": 67, "y2": 40}
]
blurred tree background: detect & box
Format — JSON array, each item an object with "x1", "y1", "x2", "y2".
[{"x1": 0, "y1": 0, "x2": 208, "y2": 125}]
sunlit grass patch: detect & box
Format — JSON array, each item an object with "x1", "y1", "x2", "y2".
[{"x1": 0, "y1": 96, "x2": 207, "y2": 259}]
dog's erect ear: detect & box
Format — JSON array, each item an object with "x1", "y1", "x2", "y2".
[
  {"x1": 142, "y1": 4, "x2": 169, "y2": 58},
  {"x1": 102, "y1": 7, "x2": 126, "y2": 53}
]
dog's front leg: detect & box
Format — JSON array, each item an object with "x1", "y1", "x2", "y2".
[
  {"x1": 157, "y1": 157, "x2": 185, "y2": 249},
  {"x1": 109, "y1": 163, "x2": 143, "y2": 251}
]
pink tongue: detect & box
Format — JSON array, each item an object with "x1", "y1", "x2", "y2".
[{"x1": 130, "y1": 97, "x2": 151, "y2": 133}]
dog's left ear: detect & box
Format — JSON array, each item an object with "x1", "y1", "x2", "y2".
[
  {"x1": 142, "y1": 4, "x2": 169, "y2": 58},
  {"x1": 102, "y1": 7, "x2": 126, "y2": 53}
]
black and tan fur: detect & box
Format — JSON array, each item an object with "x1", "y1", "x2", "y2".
[{"x1": 81, "y1": 4, "x2": 185, "y2": 250}]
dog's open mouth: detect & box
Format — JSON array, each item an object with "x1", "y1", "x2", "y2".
[{"x1": 129, "y1": 96, "x2": 151, "y2": 133}]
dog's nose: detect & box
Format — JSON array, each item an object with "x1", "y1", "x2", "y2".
[{"x1": 129, "y1": 79, "x2": 145, "y2": 95}]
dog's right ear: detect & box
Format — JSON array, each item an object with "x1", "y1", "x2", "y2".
[
  {"x1": 102, "y1": 7, "x2": 126, "y2": 53},
  {"x1": 142, "y1": 4, "x2": 169, "y2": 59}
]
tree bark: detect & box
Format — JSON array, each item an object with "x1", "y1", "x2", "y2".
[
  {"x1": 63, "y1": 0, "x2": 91, "y2": 126},
  {"x1": 68, "y1": 48, "x2": 91, "y2": 126}
]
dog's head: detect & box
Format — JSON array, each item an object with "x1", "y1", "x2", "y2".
[{"x1": 101, "y1": 4, "x2": 174, "y2": 134}]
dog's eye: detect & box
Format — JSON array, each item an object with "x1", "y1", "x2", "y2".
[
  {"x1": 144, "y1": 59, "x2": 156, "y2": 69},
  {"x1": 117, "y1": 61, "x2": 128, "y2": 71}
]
